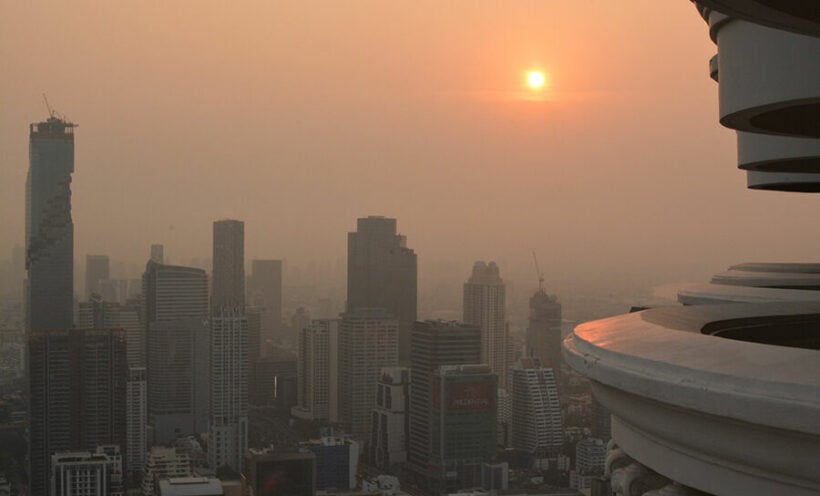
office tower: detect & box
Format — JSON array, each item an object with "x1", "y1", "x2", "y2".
[
  {"x1": 85, "y1": 255, "x2": 110, "y2": 299},
  {"x1": 51, "y1": 445, "x2": 124, "y2": 496},
  {"x1": 248, "y1": 259, "x2": 283, "y2": 345},
  {"x1": 338, "y1": 309, "x2": 399, "y2": 439},
  {"x1": 212, "y1": 219, "x2": 245, "y2": 312},
  {"x1": 245, "y1": 448, "x2": 316, "y2": 496},
  {"x1": 25, "y1": 116, "x2": 76, "y2": 331},
  {"x1": 292, "y1": 319, "x2": 339, "y2": 421},
  {"x1": 526, "y1": 289, "x2": 562, "y2": 371},
  {"x1": 510, "y1": 358, "x2": 562, "y2": 456},
  {"x1": 77, "y1": 295, "x2": 144, "y2": 369},
  {"x1": 246, "y1": 306, "x2": 262, "y2": 363},
  {"x1": 408, "y1": 320, "x2": 481, "y2": 476},
  {"x1": 302, "y1": 431, "x2": 360, "y2": 492},
  {"x1": 463, "y1": 261, "x2": 509, "y2": 387},
  {"x1": 143, "y1": 261, "x2": 209, "y2": 443},
  {"x1": 369, "y1": 367, "x2": 409, "y2": 469},
  {"x1": 347, "y1": 216, "x2": 417, "y2": 362},
  {"x1": 126, "y1": 368, "x2": 147, "y2": 486},
  {"x1": 150, "y1": 244, "x2": 164, "y2": 264},
  {"x1": 429, "y1": 365, "x2": 498, "y2": 494},
  {"x1": 142, "y1": 447, "x2": 192, "y2": 496},
  {"x1": 208, "y1": 309, "x2": 248, "y2": 472},
  {"x1": 29, "y1": 329, "x2": 128, "y2": 496}
]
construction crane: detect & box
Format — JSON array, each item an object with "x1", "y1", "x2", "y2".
[
  {"x1": 532, "y1": 251, "x2": 545, "y2": 292},
  {"x1": 42, "y1": 93, "x2": 56, "y2": 119}
]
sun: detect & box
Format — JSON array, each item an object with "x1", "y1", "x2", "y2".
[{"x1": 526, "y1": 70, "x2": 547, "y2": 90}]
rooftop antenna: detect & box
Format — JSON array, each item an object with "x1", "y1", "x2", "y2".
[
  {"x1": 42, "y1": 93, "x2": 56, "y2": 119},
  {"x1": 532, "y1": 251, "x2": 545, "y2": 292}
]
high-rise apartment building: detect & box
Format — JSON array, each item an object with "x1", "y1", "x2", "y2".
[
  {"x1": 143, "y1": 261, "x2": 209, "y2": 443},
  {"x1": 525, "y1": 289, "x2": 562, "y2": 371},
  {"x1": 248, "y1": 259, "x2": 283, "y2": 345},
  {"x1": 209, "y1": 220, "x2": 248, "y2": 472},
  {"x1": 429, "y1": 364, "x2": 498, "y2": 494},
  {"x1": 78, "y1": 295, "x2": 144, "y2": 368},
  {"x1": 208, "y1": 309, "x2": 248, "y2": 472},
  {"x1": 85, "y1": 255, "x2": 110, "y2": 299},
  {"x1": 26, "y1": 116, "x2": 76, "y2": 331},
  {"x1": 510, "y1": 358, "x2": 562, "y2": 456},
  {"x1": 408, "y1": 320, "x2": 482, "y2": 477},
  {"x1": 29, "y1": 329, "x2": 128, "y2": 496},
  {"x1": 212, "y1": 220, "x2": 245, "y2": 312},
  {"x1": 369, "y1": 367, "x2": 409, "y2": 470},
  {"x1": 338, "y1": 309, "x2": 399, "y2": 439},
  {"x1": 51, "y1": 445, "x2": 124, "y2": 496},
  {"x1": 126, "y1": 368, "x2": 147, "y2": 485},
  {"x1": 463, "y1": 261, "x2": 508, "y2": 387},
  {"x1": 292, "y1": 319, "x2": 339, "y2": 421},
  {"x1": 347, "y1": 216, "x2": 417, "y2": 362}
]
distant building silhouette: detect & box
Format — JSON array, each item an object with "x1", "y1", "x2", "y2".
[
  {"x1": 150, "y1": 244, "x2": 164, "y2": 264},
  {"x1": 26, "y1": 117, "x2": 76, "y2": 331},
  {"x1": 463, "y1": 261, "x2": 509, "y2": 387},
  {"x1": 143, "y1": 261, "x2": 209, "y2": 443},
  {"x1": 525, "y1": 289, "x2": 562, "y2": 371},
  {"x1": 338, "y1": 308, "x2": 399, "y2": 439},
  {"x1": 85, "y1": 254, "x2": 110, "y2": 300},
  {"x1": 346, "y1": 216, "x2": 417, "y2": 362},
  {"x1": 248, "y1": 259, "x2": 283, "y2": 346},
  {"x1": 211, "y1": 220, "x2": 245, "y2": 312},
  {"x1": 28, "y1": 328, "x2": 127, "y2": 496},
  {"x1": 292, "y1": 319, "x2": 339, "y2": 422}
]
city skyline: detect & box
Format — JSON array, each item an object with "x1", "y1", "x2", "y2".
[{"x1": 6, "y1": 1, "x2": 820, "y2": 300}]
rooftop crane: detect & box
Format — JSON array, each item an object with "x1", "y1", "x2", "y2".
[{"x1": 532, "y1": 251, "x2": 545, "y2": 292}]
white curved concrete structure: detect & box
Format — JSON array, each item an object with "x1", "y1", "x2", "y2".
[
  {"x1": 710, "y1": 14, "x2": 820, "y2": 138},
  {"x1": 696, "y1": 0, "x2": 820, "y2": 38},
  {"x1": 564, "y1": 304, "x2": 820, "y2": 495},
  {"x1": 563, "y1": 4, "x2": 820, "y2": 495}
]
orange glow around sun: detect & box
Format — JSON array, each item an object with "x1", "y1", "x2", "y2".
[{"x1": 526, "y1": 70, "x2": 547, "y2": 90}]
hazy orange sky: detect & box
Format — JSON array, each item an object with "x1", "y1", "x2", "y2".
[{"x1": 3, "y1": 0, "x2": 820, "y2": 305}]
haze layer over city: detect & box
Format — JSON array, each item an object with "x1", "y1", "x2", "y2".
[{"x1": 4, "y1": 0, "x2": 820, "y2": 324}]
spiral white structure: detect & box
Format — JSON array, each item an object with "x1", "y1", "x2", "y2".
[{"x1": 563, "y1": 3, "x2": 820, "y2": 495}]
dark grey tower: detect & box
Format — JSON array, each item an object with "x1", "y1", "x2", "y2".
[
  {"x1": 212, "y1": 219, "x2": 245, "y2": 312},
  {"x1": 248, "y1": 259, "x2": 283, "y2": 346},
  {"x1": 526, "y1": 289, "x2": 562, "y2": 371},
  {"x1": 346, "y1": 216, "x2": 417, "y2": 362},
  {"x1": 85, "y1": 254, "x2": 110, "y2": 298},
  {"x1": 26, "y1": 117, "x2": 76, "y2": 331},
  {"x1": 408, "y1": 320, "x2": 481, "y2": 478}
]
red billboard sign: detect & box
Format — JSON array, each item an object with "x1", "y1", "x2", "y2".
[{"x1": 448, "y1": 382, "x2": 494, "y2": 411}]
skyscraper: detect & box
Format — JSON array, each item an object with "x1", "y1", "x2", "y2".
[
  {"x1": 430, "y1": 364, "x2": 498, "y2": 494},
  {"x1": 369, "y1": 367, "x2": 410, "y2": 470},
  {"x1": 510, "y1": 358, "x2": 562, "y2": 456},
  {"x1": 212, "y1": 219, "x2": 245, "y2": 312},
  {"x1": 248, "y1": 259, "x2": 283, "y2": 346},
  {"x1": 85, "y1": 255, "x2": 110, "y2": 299},
  {"x1": 346, "y1": 216, "x2": 417, "y2": 362},
  {"x1": 209, "y1": 309, "x2": 248, "y2": 472},
  {"x1": 150, "y1": 244, "x2": 164, "y2": 264},
  {"x1": 28, "y1": 329, "x2": 128, "y2": 496},
  {"x1": 209, "y1": 219, "x2": 248, "y2": 471},
  {"x1": 143, "y1": 261, "x2": 209, "y2": 443},
  {"x1": 463, "y1": 261, "x2": 508, "y2": 387},
  {"x1": 292, "y1": 319, "x2": 339, "y2": 421},
  {"x1": 525, "y1": 289, "x2": 562, "y2": 370},
  {"x1": 26, "y1": 116, "x2": 76, "y2": 331},
  {"x1": 126, "y1": 367, "x2": 147, "y2": 486},
  {"x1": 408, "y1": 320, "x2": 482, "y2": 477},
  {"x1": 338, "y1": 308, "x2": 399, "y2": 439}
]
